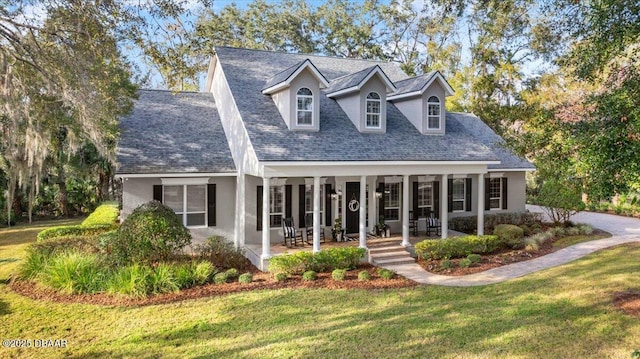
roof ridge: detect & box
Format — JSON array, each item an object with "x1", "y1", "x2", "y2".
[
  {"x1": 214, "y1": 45, "x2": 395, "y2": 65},
  {"x1": 393, "y1": 71, "x2": 436, "y2": 84},
  {"x1": 329, "y1": 64, "x2": 379, "y2": 82}
]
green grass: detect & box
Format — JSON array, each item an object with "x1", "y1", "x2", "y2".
[
  {"x1": 1, "y1": 220, "x2": 640, "y2": 358},
  {"x1": 553, "y1": 233, "x2": 612, "y2": 249}
]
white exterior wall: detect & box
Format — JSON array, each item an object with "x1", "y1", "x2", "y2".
[
  {"x1": 393, "y1": 96, "x2": 423, "y2": 133},
  {"x1": 335, "y1": 93, "x2": 361, "y2": 130},
  {"x1": 287, "y1": 69, "x2": 321, "y2": 131},
  {"x1": 272, "y1": 90, "x2": 291, "y2": 126},
  {"x1": 121, "y1": 176, "x2": 237, "y2": 242}
]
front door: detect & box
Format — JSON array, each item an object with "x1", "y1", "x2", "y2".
[{"x1": 345, "y1": 182, "x2": 361, "y2": 233}]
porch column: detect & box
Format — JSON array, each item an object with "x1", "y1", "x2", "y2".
[
  {"x1": 440, "y1": 174, "x2": 449, "y2": 239},
  {"x1": 359, "y1": 175, "x2": 367, "y2": 249},
  {"x1": 313, "y1": 176, "x2": 321, "y2": 253},
  {"x1": 368, "y1": 177, "x2": 377, "y2": 233},
  {"x1": 261, "y1": 177, "x2": 271, "y2": 260},
  {"x1": 234, "y1": 172, "x2": 245, "y2": 248},
  {"x1": 477, "y1": 173, "x2": 485, "y2": 236},
  {"x1": 401, "y1": 174, "x2": 410, "y2": 247}
]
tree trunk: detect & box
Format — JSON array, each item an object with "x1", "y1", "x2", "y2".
[
  {"x1": 28, "y1": 178, "x2": 34, "y2": 224},
  {"x1": 57, "y1": 162, "x2": 68, "y2": 217}
]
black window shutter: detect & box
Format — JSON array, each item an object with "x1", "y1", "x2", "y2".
[
  {"x1": 207, "y1": 184, "x2": 216, "y2": 227},
  {"x1": 433, "y1": 181, "x2": 440, "y2": 218},
  {"x1": 465, "y1": 178, "x2": 472, "y2": 212},
  {"x1": 153, "y1": 185, "x2": 162, "y2": 202},
  {"x1": 412, "y1": 182, "x2": 419, "y2": 217},
  {"x1": 285, "y1": 185, "x2": 292, "y2": 218},
  {"x1": 447, "y1": 178, "x2": 453, "y2": 213},
  {"x1": 502, "y1": 178, "x2": 508, "y2": 210},
  {"x1": 484, "y1": 178, "x2": 491, "y2": 211},
  {"x1": 378, "y1": 182, "x2": 385, "y2": 221},
  {"x1": 325, "y1": 184, "x2": 332, "y2": 227},
  {"x1": 299, "y1": 185, "x2": 306, "y2": 227},
  {"x1": 257, "y1": 186, "x2": 263, "y2": 231}
]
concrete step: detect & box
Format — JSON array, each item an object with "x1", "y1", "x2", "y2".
[
  {"x1": 372, "y1": 256, "x2": 416, "y2": 266},
  {"x1": 370, "y1": 250, "x2": 412, "y2": 259},
  {"x1": 368, "y1": 245, "x2": 406, "y2": 253}
]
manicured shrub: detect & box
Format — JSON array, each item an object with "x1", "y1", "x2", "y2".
[
  {"x1": 358, "y1": 271, "x2": 371, "y2": 281},
  {"x1": 225, "y1": 268, "x2": 239, "y2": 280},
  {"x1": 535, "y1": 179, "x2": 585, "y2": 224},
  {"x1": 519, "y1": 224, "x2": 532, "y2": 236},
  {"x1": 414, "y1": 235, "x2": 502, "y2": 260},
  {"x1": 302, "y1": 270, "x2": 317, "y2": 281},
  {"x1": 213, "y1": 272, "x2": 229, "y2": 284},
  {"x1": 449, "y1": 212, "x2": 543, "y2": 233},
  {"x1": 549, "y1": 226, "x2": 566, "y2": 237},
  {"x1": 41, "y1": 251, "x2": 105, "y2": 294},
  {"x1": 37, "y1": 202, "x2": 119, "y2": 242},
  {"x1": 494, "y1": 224, "x2": 525, "y2": 249},
  {"x1": 111, "y1": 201, "x2": 191, "y2": 265},
  {"x1": 566, "y1": 226, "x2": 581, "y2": 236},
  {"x1": 467, "y1": 254, "x2": 481, "y2": 264},
  {"x1": 107, "y1": 264, "x2": 152, "y2": 297},
  {"x1": 331, "y1": 269, "x2": 347, "y2": 281},
  {"x1": 81, "y1": 202, "x2": 119, "y2": 227},
  {"x1": 269, "y1": 247, "x2": 365, "y2": 275},
  {"x1": 150, "y1": 263, "x2": 179, "y2": 294},
  {"x1": 459, "y1": 258, "x2": 472, "y2": 267},
  {"x1": 195, "y1": 236, "x2": 252, "y2": 271},
  {"x1": 440, "y1": 260, "x2": 454, "y2": 270},
  {"x1": 377, "y1": 268, "x2": 395, "y2": 279},
  {"x1": 238, "y1": 273, "x2": 253, "y2": 284},
  {"x1": 274, "y1": 272, "x2": 287, "y2": 282}
]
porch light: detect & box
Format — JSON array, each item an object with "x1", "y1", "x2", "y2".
[{"x1": 330, "y1": 189, "x2": 342, "y2": 200}]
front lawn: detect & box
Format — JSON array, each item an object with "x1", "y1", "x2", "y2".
[{"x1": 1, "y1": 220, "x2": 640, "y2": 358}]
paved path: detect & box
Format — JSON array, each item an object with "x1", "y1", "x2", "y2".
[{"x1": 382, "y1": 206, "x2": 640, "y2": 287}]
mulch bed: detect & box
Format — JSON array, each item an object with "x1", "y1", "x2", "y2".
[
  {"x1": 417, "y1": 229, "x2": 608, "y2": 276},
  {"x1": 9, "y1": 265, "x2": 416, "y2": 307},
  {"x1": 612, "y1": 290, "x2": 640, "y2": 318}
]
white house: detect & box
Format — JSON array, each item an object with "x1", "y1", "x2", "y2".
[{"x1": 115, "y1": 47, "x2": 535, "y2": 270}]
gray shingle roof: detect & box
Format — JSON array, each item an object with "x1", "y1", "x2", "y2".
[
  {"x1": 452, "y1": 112, "x2": 535, "y2": 170},
  {"x1": 390, "y1": 71, "x2": 436, "y2": 96},
  {"x1": 262, "y1": 60, "x2": 307, "y2": 91},
  {"x1": 324, "y1": 65, "x2": 383, "y2": 95},
  {"x1": 116, "y1": 90, "x2": 235, "y2": 174},
  {"x1": 214, "y1": 46, "x2": 511, "y2": 163}
]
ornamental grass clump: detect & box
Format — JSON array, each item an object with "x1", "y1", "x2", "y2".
[
  {"x1": 149, "y1": 263, "x2": 179, "y2": 294},
  {"x1": 273, "y1": 272, "x2": 287, "y2": 282},
  {"x1": 377, "y1": 268, "x2": 395, "y2": 280},
  {"x1": 213, "y1": 272, "x2": 229, "y2": 284},
  {"x1": 41, "y1": 251, "x2": 105, "y2": 294}
]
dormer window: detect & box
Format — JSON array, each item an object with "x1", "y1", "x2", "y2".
[
  {"x1": 296, "y1": 88, "x2": 313, "y2": 126},
  {"x1": 427, "y1": 96, "x2": 441, "y2": 130},
  {"x1": 365, "y1": 92, "x2": 381, "y2": 128}
]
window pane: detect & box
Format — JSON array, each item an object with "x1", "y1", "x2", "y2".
[
  {"x1": 164, "y1": 186, "x2": 183, "y2": 212},
  {"x1": 385, "y1": 183, "x2": 399, "y2": 208},
  {"x1": 428, "y1": 96, "x2": 439, "y2": 103},
  {"x1": 367, "y1": 92, "x2": 380, "y2": 99},
  {"x1": 270, "y1": 215, "x2": 283, "y2": 227},
  {"x1": 187, "y1": 213, "x2": 205, "y2": 226},
  {"x1": 297, "y1": 87, "x2": 312, "y2": 96},
  {"x1": 297, "y1": 110, "x2": 312, "y2": 125},
  {"x1": 490, "y1": 198, "x2": 501, "y2": 209},
  {"x1": 304, "y1": 185, "x2": 323, "y2": 212},
  {"x1": 490, "y1": 178, "x2": 501, "y2": 198},
  {"x1": 186, "y1": 185, "x2": 206, "y2": 212},
  {"x1": 428, "y1": 104, "x2": 440, "y2": 116},
  {"x1": 366, "y1": 114, "x2": 379, "y2": 127},
  {"x1": 418, "y1": 182, "x2": 432, "y2": 207},
  {"x1": 452, "y1": 179, "x2": 465, "y2": 200},
  {"x1": 270, "y1": 186, "x2": 283, "y2": 214},
  {"x1": 384, "y1": 208, "x2": 399, "y2": 221},
  {"x1": 366, "y1": 100, "x2": 380, "y2": 114},
  {"x1": 298, "y1": 96, "x2": 313, "y2": 111},
  {"x1": 452, "y1": 201, "x2": 464, "y2": 211},
  {"x1": 428, "y1": 116, "x2": 440, "y2": 129}
]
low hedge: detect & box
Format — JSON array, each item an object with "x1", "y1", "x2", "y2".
[
  {"x1": 449, "y1": 212, "x2": 543, "y2": 234},
  {"x1": 494, "y1": 224, "x2": 525, "y2": 249},
  {"x1": 37, "y1": 203, "x2": 119, "y2": 242},
  {"x1": 414, "y1": 235, "x2": 502, "y2": 260},
  {"x1": 269, "y1": 247, "x2": 366, "y2": 275}
]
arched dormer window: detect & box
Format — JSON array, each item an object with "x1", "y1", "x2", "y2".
[
  {"x1": 296, "y1": 87, "x2": 313, "y2": 126},
  {"x1": 365, "y1": 92, "x2": 381, "y2": 128},
  {"x1": 427, "y1": 96, "x2": 441, "y2": 130}
]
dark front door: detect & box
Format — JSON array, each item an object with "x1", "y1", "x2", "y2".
[{"x1": 345, "y1": 182, "x2": 361, "y2": 234}]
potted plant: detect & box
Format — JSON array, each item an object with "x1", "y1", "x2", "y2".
[
  {"x1": 332, "y1": 216, "x2": 343, "y2": 241},
  {"x1": 376, "y1": 215, "x2": 390, "y2": 238}
]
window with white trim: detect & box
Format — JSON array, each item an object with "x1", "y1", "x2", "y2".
[
  {"x1": 384, "y1": 183, "x2": 400, "y2": 221},
  {"x1": 296, "y1": 87, "x2": 313, "y2": 126},
  {"x1": 270, "y1": 186, "x2": 284, "y2": 227},
  {"x1": 365, "y1": 92, "x2": 381, "y2": 128},
  {"x1": 427, "y1": 96, "x2": 441, "y2": 130},
  {"x1": 452, "y1": 179, "x2": 465, "y2": 212},
  {"x1": 164, "y1": 185, "x2": 207, "y2": 227},
  {"x1": 418, "y1": 182, "x2": 433, "y2": 215},
  {"x1": 305, "y1": 185, "x2": 324, "y2": 225},
  {"x1": 489, "y1": 178, "x2": 502, "y2": 210}
]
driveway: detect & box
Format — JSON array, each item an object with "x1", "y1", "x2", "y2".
[{"x1": 382, "y1": 207, "x2": 640, "y2": 286}]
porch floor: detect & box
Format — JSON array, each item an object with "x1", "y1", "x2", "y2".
[{"x1": 245, "y1": 230, "x2": 466, "y2": 257}]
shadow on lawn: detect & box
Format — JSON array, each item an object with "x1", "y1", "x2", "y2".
[{"x1": 0, "y1": 298, "x2": 11, "y2": 316}]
